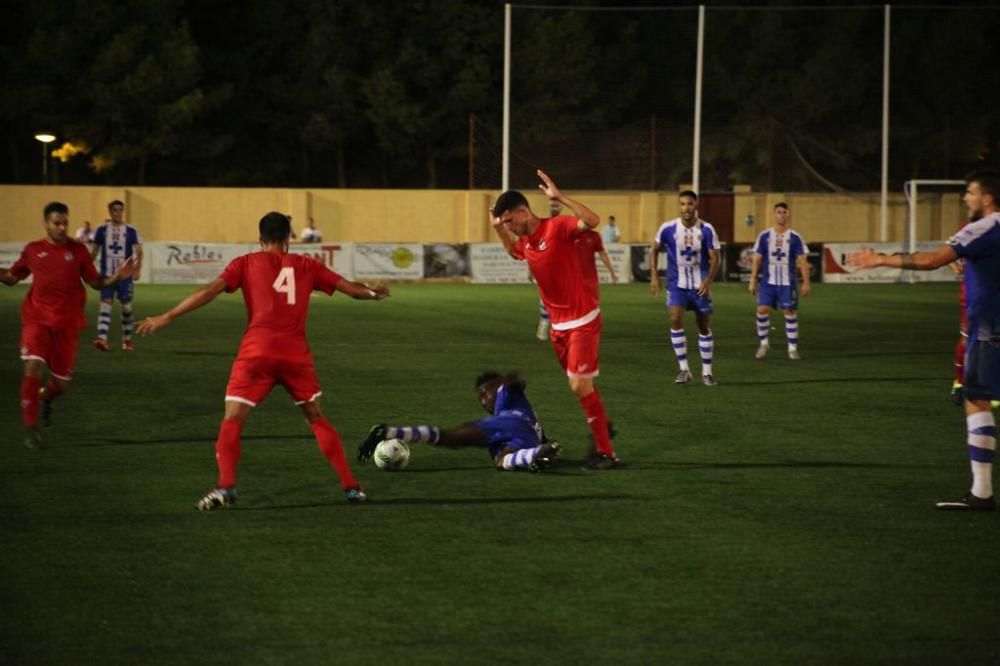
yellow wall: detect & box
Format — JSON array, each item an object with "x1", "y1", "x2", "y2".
[{"x1": 0, "y1": 185, "x2": 965, "y2": 244}]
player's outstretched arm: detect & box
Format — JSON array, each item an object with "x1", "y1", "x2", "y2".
[
  {"x1": 849, "y1": 245, "x2": 957, "y2": 271},
  {"x1": 797, "y1": 254, "x2": 811, "y2": 297},
  {"x1": 537, "y1": 170, "x2": 600, "y2": 229},
  {"x1": 335, "y1": 279, "x2": 390, "y2": 300},
  {"x1": 137, "y1": 278, "x2": 227, "y2": 336}
]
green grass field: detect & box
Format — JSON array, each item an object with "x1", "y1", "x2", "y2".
[{"x1": 2, "y1": 281, "x2": 998, "y2": 664}]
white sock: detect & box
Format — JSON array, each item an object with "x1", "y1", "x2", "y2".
[
  {"x1": 671, "y1": 329, "x2": 689, "y2": 372},
  {"x1": 968, "y1": 411, "x2": 996, "y2": 499}
]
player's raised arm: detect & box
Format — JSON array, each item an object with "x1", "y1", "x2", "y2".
[
  {"x1": 137, "y1": 278, "x2": 227, "y2": 336},
  {"x1": 491, "y1": 208, "x2": 521, "y2": 259},
  {"x1": 849, "y1": 245, "x2": 958, "y2": 271},
  {"x1": 334, "y1": 278, "x2": 390, "y2": 300},
  {"x1": 537, "y1": 170, "x2": 600, "y2": 230},
  {"x1": 0, "y1": 267, "x2": 22, "y2": 286}
]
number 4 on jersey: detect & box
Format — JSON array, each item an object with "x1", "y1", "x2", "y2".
[{"x1": 272, "y1": 267, "x2": 296, "y2": 305}]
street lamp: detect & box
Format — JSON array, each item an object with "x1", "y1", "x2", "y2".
[{"x1": 34, "y1": 133, "x2": 56, "y2": 184}]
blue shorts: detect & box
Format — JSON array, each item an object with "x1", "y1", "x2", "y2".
[
  {"x1": 475, "y1": 414, "x2": 541, "y2": 459},
  {"x1": 757, "y1": 283, "x2": 798, "y2": 311},
  {"x1": 667, "y1": 287, "x2": 713, "y2": 315},
  {"x1": 100, "y1": 278, "x2": 134, "y2": 302},
  {"x1": 964, "y1": 339, "x2": 1000, "y2": 401}
]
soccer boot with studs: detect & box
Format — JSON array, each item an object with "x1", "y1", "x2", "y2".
[
  {"x1": 357, "y1": 424, "x2": 388, "y2": 464},
  {"x1": 196, "y1": 486, "x2": 237, "y2": 511},
  {"x1": 935, "y1": 492, "x2": 995, "y2": 511}
]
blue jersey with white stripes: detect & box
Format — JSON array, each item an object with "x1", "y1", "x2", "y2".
[
  {"x1": 653, "y1": 219, "x2": 720, "y2": 290},
  {"x1": 754, "y1": 228, "x2": 807, "y2": 287},
  {"x1": 949, "y1": 212, "x2": 1000, "y2": 342},
  {"x1": 92, "y1": 222, "x2": 142, "y2": 276}
]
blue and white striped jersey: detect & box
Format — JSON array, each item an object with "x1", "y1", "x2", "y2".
[
  {"x1": 754, "y1": 228, "x2": 807, "y2": 287},
  {"x1": 653, "y1": 218, "x2": 721, "y2": 290},
  {"x1": 949, "y1": 212, "x2": 1000, "y2": 342},
  {"x1": 92, "y1": 222, "x2": 142, "y2": 276}
]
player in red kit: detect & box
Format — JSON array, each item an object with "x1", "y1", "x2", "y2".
[
  {"x1": 137, "y1": 212, "x2": 389, "y2": 509},
  {"x1": 492, "y1": 170, "x2": 619, "y2": 469},
  {"x1": 1, "y1": 202, "x2": 138, "y2": 448}
]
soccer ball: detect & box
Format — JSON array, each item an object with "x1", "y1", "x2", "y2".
[{"x1": 373, "y1": 439, "x2": 411, "y2": 471}]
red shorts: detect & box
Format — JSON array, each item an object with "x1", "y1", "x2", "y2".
[
  {"x1": 225, "y1": 356, "x2": 322, "y2": 407},
  {"x1": 550, "y1": 316, "x2": 601, "y2": 379},
  {"x1": 20, "y1": 323, "x2": 80, "y2": 381}
]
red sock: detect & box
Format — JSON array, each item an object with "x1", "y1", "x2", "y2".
[
  {"x1": 41, "y1": 379, "x2": 66, "y2": 403},
  {"x1": 579, "y1": 388, "x2": 615, "y2": 457},
  {"x1": 955, "y1": 337, "x2": 966, "y2": 384},
  {"x1": 215, "y1": 419, "x2": 243, "y2": 488},
  {"x1": 311, "y1": 419, "x2": 358, "y2": 490},
  {"x1": 20, "y1": 376, "x2": 41, "y2": 428}
]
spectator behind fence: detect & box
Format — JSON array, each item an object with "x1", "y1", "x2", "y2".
[
  {"x1": 75, "y1": 221, "x2": 94, "y2": 243},
  {"x1": 301, "y1": 217, "x2": 322, "y2": 243},
  {"x1": 602, "y1": 215, "x2": 621, "y2": 244}
]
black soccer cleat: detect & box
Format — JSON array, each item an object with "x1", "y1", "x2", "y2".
[
  {"x1": 582, "y1": 452, "x2": 619, "y2": 471},
  {"x1": 344, "y1": 486, "x2": 368, "y2": 504},
  {"x1": 357, "y1": 424, "x2": 387, "y2": 464},
  {"x1": 950, "y1": 382, "x2": 964, "y2": 406},
  {"x1": 196, "y1": 486, "x2": 237, "y2": 511},
  {"x1": 529, "y1": 442, "x2": 561, "y2": 473},
  {"x1": 935, "y1": 492, "x2": 995, "y2": 511}
]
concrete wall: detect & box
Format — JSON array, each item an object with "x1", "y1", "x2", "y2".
[{"x1": 0, "y1": 185, "x2": 964, "y2": 244}]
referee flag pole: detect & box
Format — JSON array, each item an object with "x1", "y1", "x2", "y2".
[{"x1": 692, "y1": 4, "x2": 705, "y2": 195}]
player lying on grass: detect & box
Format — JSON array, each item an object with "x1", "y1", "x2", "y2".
[
  {"x1": 137, "y1": 211, "x2": 389, "y2": 509},
  {"x1": 357, "y1": 371, "x2": 561, "y2": 472}
]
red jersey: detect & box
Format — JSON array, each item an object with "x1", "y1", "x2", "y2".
[
  {"x1": 10, "y1": 239, "x2": 99, "y2": 330},
  {"x1": 574, "y1": 230, "x2": 605, "y2": 300},
  {"x1": 220, "y1": 251, "x2": 343, "y2": 360},
  {"x1": 514, "y1": 215, "x2": 599, "y2": 330}
]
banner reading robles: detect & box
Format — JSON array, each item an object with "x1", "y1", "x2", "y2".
[
  {"x1": 148, "y1": 242, "x2": 251, "y2": 284},
  {"x1": 353, "y1": 244, "x2": 424, "y2": 280},
  {"x1": 823, "y1": 242, "x2": 961, "y2": 283}
]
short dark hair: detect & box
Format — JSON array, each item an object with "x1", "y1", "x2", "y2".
[
  {"x1": 259, "y1": 211, "x2": 292, "y2": 242},
  {"x1": 492, "y1": 191, "x2": 529, "y2": 217},
  {"x1": 609, "y1": 215, "x2": 616, "y2": 222},
  {"x1": 475, "y1": 370, "x2": 501, "y2": 389},
  {"x1": 43, "y1": 201, "x2": 68, "y2": 218},
  {"x1": 967, "y1": 169, "x2": 1000, "y2": 202},
  {"x1": 108, "y1": 200, "x2": 124, "y2": 210},
  {"x1": 679, "y1": 190, "x2": 698, "y2": 201},
  {"x1": 774, "y1": 202, "x2": 789, "y2": 211}
]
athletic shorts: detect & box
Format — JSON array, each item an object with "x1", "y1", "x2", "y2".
[
  {"x1": 476, "y1": 414, "x2": 541, "y2": 459},
  {"x1": 225, "y1": 355, "x2": 322, "y2": 407},
  {"x1": 20, "y1": 322, "x2": 80, "y2": 380},
  {"x1": 550, "y1": 316, "x2": 601, "y2": 379},
  {"x1": 963, "y1": 339, "x2": 1000, "y2": 401},
  {"x1": 667, "y1": 287, "x2": 713, "y2": 315},
  {"x1": 756, "y1": 283, "x2": 799, "y2": 311},
  {"x1": 100, "y1": 278, "x2": 134, "y2": 302}
]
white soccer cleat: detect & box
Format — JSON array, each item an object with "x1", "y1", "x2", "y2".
[
  {"x1": 755, "y1": 343, "x2": 769, "y2": 359},
  {"x1": 196, "y1": 487, "x2": 237, "y2": 511},
  {"x1": 536, "y1": 320, "x2": 550, "y2": 341},
  {"x1": 788, "y1": 349, "x2": 800, "y2": 360}
]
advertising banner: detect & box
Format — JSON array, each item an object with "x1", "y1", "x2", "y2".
[
  {"x1": 423, "y1": 243, "x2": 470, "y2": 278},
  {"x1": 597, "y1": 244, "x2": 631, "y2": 284},
  {"x1": 469, "y1": 243, "x2": 531, "y2": 283},
  {"x1": 287, "y1": 243, "x2": 354, "y2": 280},
  {"x1": 353, "y1": 243, "x2": 424, "y2": 280},
  {"x1": 148, "y1": 242, "x2": 251, "y2": 284},
  {"x1": 823, "y1": 242, "x2": 961, "y2": 283}
]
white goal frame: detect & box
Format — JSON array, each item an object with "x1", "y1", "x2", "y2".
[{"x1": 903, "y1": 179, "x2": 965, "y2": 254}]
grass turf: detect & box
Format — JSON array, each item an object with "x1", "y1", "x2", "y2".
[{"x1": 1, "y1": 282, "x2": 998, "y2": 665}]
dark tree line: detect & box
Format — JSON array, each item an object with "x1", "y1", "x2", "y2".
[{"x1": 1, "y1": 0, "x2": 996, "y2": 190}]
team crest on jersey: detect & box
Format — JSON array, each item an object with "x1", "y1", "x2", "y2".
[
  {"x1": 537, "y1": 240, "x2": 548, "y2": 251},
  {"x1": 64, "y1": 252, "x2": 73, "y2": 261},
  {"x1": 37, "y1": 251, "x2": 48, "y2": 258}
]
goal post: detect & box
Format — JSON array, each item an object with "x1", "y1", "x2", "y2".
[{"x1": 904, "y1": 179, "x2": 965, "y2": 254}]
